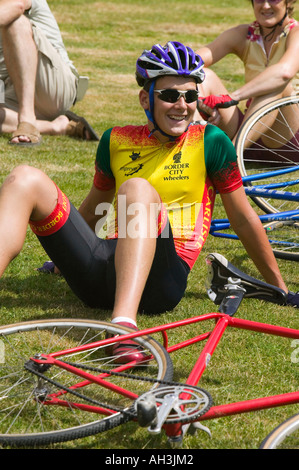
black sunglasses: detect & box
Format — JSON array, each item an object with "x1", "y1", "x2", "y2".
[{"x1": 154, "y1": 88, "x2": 199, "y2": 104}]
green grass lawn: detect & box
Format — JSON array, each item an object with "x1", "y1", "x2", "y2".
[{"x1": 0, "y1": 0, "x2": 298, "y2": 450}]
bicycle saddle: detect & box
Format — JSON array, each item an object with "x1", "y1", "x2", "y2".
[{"x1": 205, "y1": 253, "x2": 287, "y2": 306}]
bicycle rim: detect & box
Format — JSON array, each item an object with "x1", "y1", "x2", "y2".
[
  {"x1": 235, "y1": 95, "x2": 299, "y2": 214},
  {"x1": 263, "y1": 219, "x2": 299, "y2": 261},
  {"x1": 0, "y1": 319, "x2": 173, "y2": 447},
  {"x1": 260, "y1": 413, "x2": 299, "y2": 449}
]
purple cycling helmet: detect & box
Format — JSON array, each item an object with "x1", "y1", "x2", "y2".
[{"x1": 136, "y1": 41, "x2": 205, "y2": 87}]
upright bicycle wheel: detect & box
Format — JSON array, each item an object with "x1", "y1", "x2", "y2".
[
  {"x1": 0, "y1": 319, "x2": 173, "y2": 447},
  {"x1": 260, "y1": 413, "x2": 299, "y2": 449},
  {"x1": 235, "y1": 95, "x2": 299, "y2": 214}
]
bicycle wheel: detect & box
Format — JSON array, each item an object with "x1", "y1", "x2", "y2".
[
  {"x1": 235, "y1": 95, "x2": 299, "y2": 214},
  {"x1": 260, "y1": 413, "x2": 299, "y2": 449},
  {"x1": 0, "y1": 319, "x2": 173, "y2": 447},
  {"x1": 263, "y1": 218, "x2": 299, "y2": 261}
]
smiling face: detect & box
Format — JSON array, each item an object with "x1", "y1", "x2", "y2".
[
  {"x1": 252, "y1": 0, "x2": 288, "y2": 29},
  {"x1": 139, "y1": 75, "x2": 198, "y2": 142}
]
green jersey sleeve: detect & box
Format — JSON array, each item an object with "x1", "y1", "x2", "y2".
[
  {"x1": 204, "y1": 124, "x2": 243, "y2": 194},
  {"x1": 95, "y1": 128, "x2": 114, "y2": 178}
]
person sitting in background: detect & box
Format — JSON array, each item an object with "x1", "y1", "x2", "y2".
[
  {"x1": 0, "y1": 0, "x2": 98, "y2": 145},
  {"x1": 195, "y1": 0, "x2": 299, "y2": 161}
]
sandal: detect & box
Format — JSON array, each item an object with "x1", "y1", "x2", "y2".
[
  {"x1": 65, "y1": 111, "x2": 99, "y2": 141},
  {"x1": 9, "y1": 122, "x2": 41, "y2": 146}
]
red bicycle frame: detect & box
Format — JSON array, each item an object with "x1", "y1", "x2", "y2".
[{"x1": 32, "y1": 312, "x2": 299, "y2": 440}]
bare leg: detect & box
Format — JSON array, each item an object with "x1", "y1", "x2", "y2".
[
  {"x1": 111, "y1": 178, "x2": 161, "y2": 324},
  {"x1": 0, "y1": 16, "x2": 76, "y2": 140},
  {"x1": 2, "y1": 15, "x2": 38, "y2": 142},
  {"x1": 237, "y1": 83, "x2": 299, "y2": 149},
  {"x1": 0, "y1": 166, "x2": 58, "y2": 276},
  {"x1": 0, "y1": 171, "x2": 162, "y2": 324},
  {"x1": 0, "y1": 107, "x2": 71, "y2": 135}
]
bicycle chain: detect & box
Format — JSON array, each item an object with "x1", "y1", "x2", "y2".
[
  {"x1": 62, "y1": 361, "x2": 213, "y2": 423},
  {"x1": 24, "y1": 360, "x2": 136, "y2": 417},
  {"x1": 25, "y1": 359, "x2": 211, "y2": 419},
  {"x1": 63, "y1": 359, "x2": 207, "y2": 390}
]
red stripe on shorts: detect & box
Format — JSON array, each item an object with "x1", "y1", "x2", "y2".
[{"x1": 30, "y1": 186, "x2": 70, "y2": 236}]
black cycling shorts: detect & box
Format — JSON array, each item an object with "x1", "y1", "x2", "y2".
[{"x1": 37, "y1": 203, "x2": 190, "y2": 314}]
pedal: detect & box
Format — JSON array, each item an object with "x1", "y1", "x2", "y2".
[
  {"x1": 135, "y1": 385, "x2": 212, "y2": 435},
  {"x1": 136, "y1": 394, "x2": 157, "y2": 428},
  {"x1": 135, "y1": 390, "x2": 177, "y2": 435},
  {"x1": 206, "y1": 253, "x2": 287, "y2": 305},
  {"x1": 147, "y1": 392, "x2": 178, "y2": 434}
]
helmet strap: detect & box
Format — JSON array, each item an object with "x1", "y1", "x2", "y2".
[
  {"x1": 145, "y1": 80, "x2": 187, "y2": 142},
  {"x1": 145, "y1": 81, "x2": 155, "y2": 125}
]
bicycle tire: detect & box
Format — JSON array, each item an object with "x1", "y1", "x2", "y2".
[
  {"x1": 260, "y1": 413, "x2": 299, "y2": 449},
  {"x1": 263, "y1": 218, "x2": 299, "y2": 261},
  {"x1": 0, "y1": 319, "x2": 173, "y2": 447},
  {"x1": 235, "y1": 95, "x2": 299, "y2": 214}
]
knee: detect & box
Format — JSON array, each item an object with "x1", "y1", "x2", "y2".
[
  {"x1": 118, "y1": 178, "x2": 150, "y2": 194},
  {"x1": 118, "y1": 178, "x2": 160, "y2": 204},
  {"x1": 2, "y1": 11, "x2": 32, "y2": 35},
  {"x1": 204, "y1": 68, "x2": 219, "y2": 80},
  {"x1": 203, "y1": 68, "x2": 228, "y2": 93},
  {"x1": 4, "y1": 165, "x2": 45, "y2": 192}
]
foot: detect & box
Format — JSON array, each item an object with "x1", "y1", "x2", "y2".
[
  {"x1": 9, "y1": 121, "x2": 41, "y2": 146},
  {"x1": 108, "y1": 322, "x2": 148, "y2": 364},
  {"x1": 36, "y1": 261, "x2": 60, "y2": 275},
  {"x1": 36, "y1": 260, "x2": 55, "y2": 273},
  {"x1": 65, "y1": 111, "x2": 99, "y2": 141},
  {"x1": 43, "y1": 114, "x2": 99, "y2": 141}
]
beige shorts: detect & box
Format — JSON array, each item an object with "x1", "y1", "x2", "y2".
[{"x1": 3, "y1": 22, "x2": 78, "y2": 120}]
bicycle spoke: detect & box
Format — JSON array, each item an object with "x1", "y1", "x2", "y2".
[
  {"x1": 236, "y1": 96, "x2": 299, "y2": 214},
  {"x1": 0, "y1": 319, "x2": 172, "y2": 446}
]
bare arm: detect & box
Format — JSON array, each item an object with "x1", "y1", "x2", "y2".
[
  {"x1": 230, "y1": 26, "x2": 299, "y2": 102},
  {"x1": 220, "y1": 187, "x2": 288, "y2": 292},
  {"x1": 198, "y1": 23, "x2": 299, "y2": 103},
  {"x1": 79, "y1": 184, "x2": 115, "y2": 232},
  {"x1": 197, "y1": 24, "x2": 248, "y2": 66},
  {"x1": 0, "y1": 0, "x2": 31, "y2": 26}
]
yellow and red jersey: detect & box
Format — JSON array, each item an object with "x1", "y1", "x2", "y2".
[{"x1": 93, "y1": 122, "x2": 242, "y2": 269}]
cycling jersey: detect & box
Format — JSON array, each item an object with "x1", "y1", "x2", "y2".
[{"x1": 94, "y1": 122, "x2": 242, "y2": 269}]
